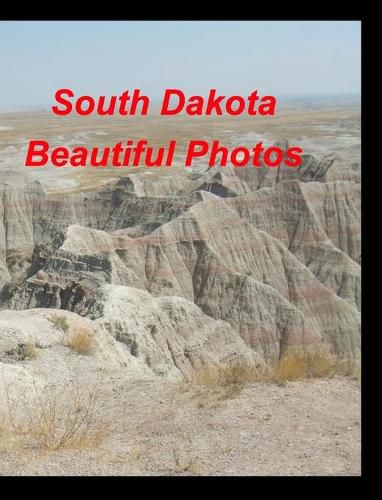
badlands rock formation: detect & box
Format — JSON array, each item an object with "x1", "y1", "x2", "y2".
[{"x1": 0, "y1": 146, "x2": 361, "y2": 378}]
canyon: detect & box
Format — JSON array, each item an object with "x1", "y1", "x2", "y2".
[{"x1": 0, "y1": 135, "x2": 361, "y2": 378}]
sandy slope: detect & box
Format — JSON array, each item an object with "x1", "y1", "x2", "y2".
[{"x1": 0, "y1": 376, "x2": 360, "y2": 476}]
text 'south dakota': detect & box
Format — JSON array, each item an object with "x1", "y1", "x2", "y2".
[{"x1": 51, "y1": 88, "x2": 277, "y2": 117}]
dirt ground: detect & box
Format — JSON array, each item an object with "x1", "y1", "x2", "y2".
[{"x1": 0, "y1": 375, "x2": 361, "y2": 476}]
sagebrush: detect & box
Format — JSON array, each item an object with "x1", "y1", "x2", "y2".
[{"x1": 1, "y1": 378, "x2": 106, "y2": 451}]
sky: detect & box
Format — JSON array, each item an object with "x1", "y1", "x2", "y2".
[{"x1": 0, "y1": 21, "x2": 361, "y2": 108}]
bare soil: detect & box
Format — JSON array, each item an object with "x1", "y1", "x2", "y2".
[{"x1": 0, "y1": 376, "x2": 360, "y2": 476}]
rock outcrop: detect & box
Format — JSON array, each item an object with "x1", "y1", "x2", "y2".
[{"x1": 91, "y1": 285, "x2": 257, "y2": 380}]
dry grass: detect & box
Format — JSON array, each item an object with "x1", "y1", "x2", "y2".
[
  {"x1": 48, "y1": 314, "x2": 70, "y2": 333},
  {"x1": 1, "y1": 378, "x2": 106, "y2": 451},
  {"x1": 187, "y1": 351, "x2": 360, "y2": 406},
  {"x1": 23, "y1": 342, "x2": 39, "y2": 360},
  {"x1": 190, "y1": 362, "x2": 258, "y2": 405},
  {"x1": 273, "y1": 351, "x2": 358, "y2": 382},
  {"x1": 193, "y1": 361, "x2": 259, "y2": 386},
  {"x1": 172, "y1": 446, "x2": 200, "y2": 475},
  {"x1": 65, "y1": 327, "x2": 94, "y2": 355},
  {"x1": 171, "y1": 430, "x2": 201, "y2": 475},
  {"x1": 10, "y1": 342, "x2": 39, "y2": 361}
]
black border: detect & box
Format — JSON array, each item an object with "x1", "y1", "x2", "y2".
[{"x1": 0, "y1": 15, "x2": 367, "y2": 483}]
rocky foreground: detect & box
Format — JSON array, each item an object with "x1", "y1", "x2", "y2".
[{"x1": 0, "y1": 369, "x2": 361, "y2": 476}]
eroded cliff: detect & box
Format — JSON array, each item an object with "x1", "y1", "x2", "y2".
[{"x1": 0, "y1": 149, "x2": 361, "y2": 377}]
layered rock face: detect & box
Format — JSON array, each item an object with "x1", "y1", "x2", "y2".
[
  {"x1": 91, "y1": 285, "x2": 257, "y2": 380},
  {"x1": 0, "y1": 147, "x2": 361, "y2": 377}
]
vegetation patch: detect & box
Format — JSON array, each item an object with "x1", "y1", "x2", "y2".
[
  {"x1": 48, "y1": 314, "x2": 70, "y2": 333},
  {"x1": 1, "y1": 379, "x2": 106, "y2": 451},
  {"x1": 65, "y1": 327, "x2": 94, "y2": 355},
  {"x1": 186, "y1": 351, "x2": 360, "y2": 407}
]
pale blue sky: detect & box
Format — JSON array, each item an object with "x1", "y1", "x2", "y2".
[{"x1": 0, "y1": 21, "x2": 361, "y2": 107}]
